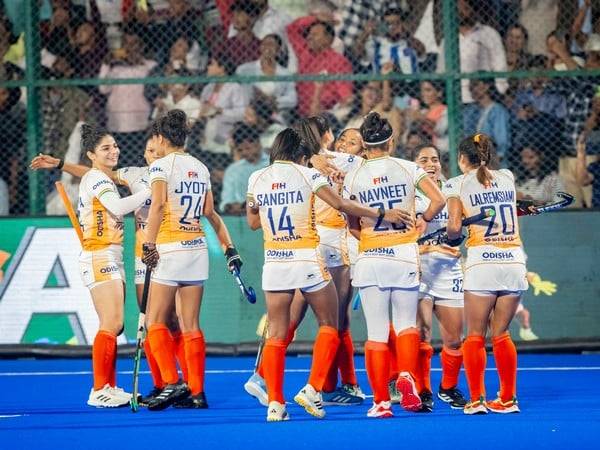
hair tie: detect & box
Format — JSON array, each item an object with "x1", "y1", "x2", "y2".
[
  {"x1": 480, "y1": 160, "x2": 486, "y2": 167},
  {"x1": 474, "y1": 133, "x2": 481, "y2": 144}
]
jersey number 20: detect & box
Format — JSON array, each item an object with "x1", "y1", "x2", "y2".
[{"x1": 481, "y1": 204, "x2": 515, "y2": 237}]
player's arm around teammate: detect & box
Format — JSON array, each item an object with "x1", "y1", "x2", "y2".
[
  {"x1": 142, "y1": 110, "x2": 240, "y2": 411},
  {"x1": 75, "y1": 125, "x2": 151, "y2": 408},
  {"x1": 344, "y1": 113, "x2": 445, "y2": 418},
  {"x1": 413, "y1": 145, "x2": 467, "y2": 411},
  {"x1": 446, "y1": 133, "x2": 527, "y2": 415},
  {"x1": 247, "y1": 128, "x2": 410, "y2": 422}
]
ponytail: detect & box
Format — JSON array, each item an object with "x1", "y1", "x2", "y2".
[{"x1": 458, "y1": 133, "x2": 496, "y2": 187}]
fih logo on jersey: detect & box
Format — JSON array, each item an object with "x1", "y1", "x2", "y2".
[
  {"x1": 373, "y1": 176, "x2": 389, "y2": 185},
  {"x1": 272, "y1": 182, "x2": 286, "y2": 190},
  {"x1": 188, "y1": 171, "x2": 198, "y2": 179}
]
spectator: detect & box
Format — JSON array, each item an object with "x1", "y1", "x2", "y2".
[
  {"x1": 219, "y1": 123, "x2": 268, "y2": 214},
  {"x1": 287, "y1": 17, "x2": 353, "y2": 117},
  {"x1": 41, "y1": 0, "x2": 87, "y2": 58},
  {"x1": 576, "y1": 134, "x2": 600, "y2": 207},
  {"x1": 516, "y1": 143, "x2": 565, "y2": 204},
  {"x1": 547, "y1": 30, "x2": 600, "y2": 207},
  {"x1": 98, "y1": 26, "x2": 157, "y2": 166},
  {"x1": 144, "y1": 35, "x2": 198, "y2": 107},
  {"x1": 41, "y1": 57, "x2": 92, "y2": 162},
  {"x1": 345, "y1": 77, "x2": 403, "y2": 145},
  {"x1": 513, "y1": 56, "x2": 567, "y2": 120},
  {"x1": 214, "y1": 0, "x2": 261, "y2": 69},
  {"x1": 437, "y1": 0, "x2": 508, "y2": 103},
  {"x1": 520, "y1": 0, "x2": 558, "y2": 56},
  {"x1": 352, "y1": 7, "x2": 425, "y2": 74},
  {"x1": 199, "y1": 53, "x2": 251, "y2": 153},
  {"x1": 151, "y1": 70, "x2": 201, "y2": 121},
  {"x1": 407, "y1": 79, "x2": 448, "y2": 154},
  {"x1": 243, "y1": 94, "x2": 286, "y2": 150},
  {"x1": 0, "y1": 176, "x2": 7, "y2": 216},
  {"x1": 0, "y1": 15, "x2": 23, "y2": 109},
  {"x1": 463, "y1": 78, "x2": 510, "y2": 161},
  {"x1": 397, "y1": 127, "x2": 431, "y2": 160},
  {"x1": 141, "y1": 0, "x2": 222, "y2": 70},
  {"x1": 235, "y1": 33, "x2": 297, "y2": 113},
  {"x1": 505, "y1": 24, "x2": 536, "y2": 72},
  {"x1": 0, "y1": 87, "x2": 26, "y2": 215},
  {"x1": 227, "y1": 0, "x2": 296, "y2": 70}
]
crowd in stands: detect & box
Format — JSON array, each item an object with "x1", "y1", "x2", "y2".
[{"x1": 1, "y1": 0, "x2": 600, "y2": 215}]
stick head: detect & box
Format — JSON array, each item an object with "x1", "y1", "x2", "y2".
[{"x1": 247, "y1": 287, "x2": 257, "y2": 304}]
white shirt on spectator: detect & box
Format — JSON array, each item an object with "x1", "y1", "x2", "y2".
[
  {"x1": 151, "y1": 92, "x2": 202, "y2": 120},
  {"x1": 363, "y1": 37, "x2": 420, "y2": 74},
  {"x1": 99, "y1": 60, "x2": 158, "y2": 133},
  {"x1": 235, "y1": 60, "x2": 297, "y2": 110},
  {"x1": 200, "y1": 83, "x2": 251, "y2": 153},
  {"x1": 437, "y1": 23, "x2": 508, "y2": 103},
  {"x1": 0, "y1": 177, "x2": 8, "y2": 216},
  {"x1": 517, "y1": 172, "x2": 565, "y2": 205}
]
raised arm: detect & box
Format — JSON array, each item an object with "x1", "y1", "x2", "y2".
[
  {"x1": 97, "y1": 188, "x2": 150, "y2": 216},
  {"x1": 30, "y1": 154, "x2": 122, "y2": 183}
]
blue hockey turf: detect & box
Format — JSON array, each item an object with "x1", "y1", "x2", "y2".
[{"x1": 1, "y1": 354, "x2": 599, "y2": 450}]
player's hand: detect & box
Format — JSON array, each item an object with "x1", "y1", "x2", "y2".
[
  {"x1": 529, "y1": 272, "x2": 557, "y2": 296},
  {"x1": 225, "y1": 246, "x2": 242, "y2": 273},
  {"x1": 516, "y1": 199, "x2": 539, "y2": 216},
  {"x1": 384, "y1": 208, "x2": 414, "y2": 228},
  {"x1": 415, "y1": 216, "x2": 427, "y2": 235},
  {"x1": 142, "y1": 243, "x2": 159, "y2": 269},
  {"x1": 441, "y1": 234, "x2": 465, "y2": 247},
  {"x1": 30, "y1": 154, "x2": 60, "y2": 170},
  {"x1": 310, "y1": 153, "x2": 338, "y2": 178}
]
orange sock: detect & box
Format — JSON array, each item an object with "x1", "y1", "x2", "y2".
[
  {"x1": 183, "y1": 330, "x2": 206, "y2": 395},
  {"x1": 144, "y1": 338, "x2": 165, "y2": 389},
  {"x1": 323, "y1": 358, "x2": 338, "y2": 393},
  {"x1": 388, "y1": 323, "x2": 399, "y2": 381},
  {"x1": 365, "y1": 341, "x2": 391, "y2": 403},
  {"x1": 262, "y1": 338, "x2": 287, "y2": 403},
  {"x1": 418, "y1": 341, "x2": 434, "y2": 393},
  {"x1": 492, "y1": 332, "x2": 517, "y2": 402},
  {"x1": 463, "y1": 335, "x2": 487, "y2": 401},
  {"x1": 308, "y1": 326, "x2": 340, "y2": 391},
  {"x1": 257, "y1": 322, "x2": 296, "y2": 378},
  {"x1": 108, "y1": 345, "x2": 117, "y2": 388},
  {"x1": 440, "y1": 346, "x2": 463, "y2": 389},
  {"x1": 337, "y1": 329, "x2": 358, "y2": 386},
  {"x1": 172, "y1": 331, "x2": 189, "y2": 382},
  {"x1": 395, "y1": 327, "x2": 420, "y2": 380},
  {"x1": 147, "y1": 324, "x2": 179, "y2": 385},
  {"x1": 92, "y1": 330, "x2": 117, "y2": 390}
]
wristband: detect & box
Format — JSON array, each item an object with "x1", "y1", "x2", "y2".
[
  {"x1": 377, "y1": 206, "x2": 385, "y2": 219},
  {"x1": 57, "y1": 159, "x2": 65, "y2": 170}
]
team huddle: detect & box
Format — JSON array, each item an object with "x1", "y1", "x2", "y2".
[{"x1": 30, "y1": 109, "x2": 528, "y2": 421}]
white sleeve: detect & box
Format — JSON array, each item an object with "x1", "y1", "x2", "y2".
[
  {"x1": 116, "y1": 166, "x2": 145, "y2": 187},
  {"x1": 97, "y1": 189, "x2": 150, "y2": 216},
  {"x1": 330, "y1": 151, "x2": 364, "y2": 173},
  {"x1": 246, "y1": 170, "x2": 260, "y2": 205},
  {"x1": 414, "y1": 166, "x2": 428, "y2": 188},
  {"x1": 499, "y1": 168, "x2": 515, "y2": 182},
  {"x1": 149, "y1": 159, "x2": 168, "y2": 184},
  {"x1": 444, "y1": 176, "x2": 462, "y2": 198},
  {"x1": 306, "y1": 167, "x2": 330, "y2": 192}
]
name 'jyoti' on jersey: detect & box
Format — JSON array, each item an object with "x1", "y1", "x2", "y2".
[
  {"x1": 469, "y1": 190, "x2": 514, "y2": 206},
  {"x1": 174, "y1": 181, "x2": 208, "y2": 194}
]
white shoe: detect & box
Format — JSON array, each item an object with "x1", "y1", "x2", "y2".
[
  {"x1": 367, "y1": 401, "x2": 393, "y2": 418},
  {"x1": 294, "y1": 384, "x2": 325, "y2": 419},
  {"x1": 244, "y1": 372, "x2": 268, "y2": 407},
  {"x1": 87, "y1": 384, "x2": 130, "y2": 408},
  {"x1": 109, "y1": 386, "x2": 132, "y2": 402},
  {"x1": 267, "y1": 401, "x2": 290, "y2": 422},
  {"x1": 519, "y1": 327, "x2": 539, "y2": 341}
]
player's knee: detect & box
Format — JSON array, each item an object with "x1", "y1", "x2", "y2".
[
  {"x1": 443, "y1": 338, "x2": 461, "y2": 350},
  {"x1": 419, "y1": 323, "x2": 432, "y2": 342}
]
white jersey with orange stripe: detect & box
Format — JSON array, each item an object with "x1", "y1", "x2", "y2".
[
  {"x1": 343, "y1": 156, "x2": 427, "y2": 252},
  {"x1": 78, "y1": 168, "x2": 125, "y2": 251},
  {"x1": 444, "y1": 168, "x2": 522, "y2": 249},
  {"x1": 247, "y1": 161, "x2": 330, "y2": 252},
  {"x1": 148, "y1": 152, "x2": 211, "y2": 246},
  {"x1": 415, "y1": 184, "x2": 460, "y2": 259},
  {"x1": 314, "y1": 150, "x2": 364, "y2": 229},
  {"x1": 116, "y1": 166, "x2": 151, "y2": 258}
]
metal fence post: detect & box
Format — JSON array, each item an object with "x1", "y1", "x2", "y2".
[
  {"x1": 24, "y1": 0, "x2": 43, "y2": 214},
  {"x1": 442, "y1": 0, "x2": 462, "y2": 177}
]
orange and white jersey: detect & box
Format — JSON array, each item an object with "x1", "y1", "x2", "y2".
[
  {"x1": 415, "y1": 187, "x2": 460, "y2": 259},
  {"x1": 247, "y1": 161, "x2": 330, "y2": 251},
  {"x1": 78, "y1": 168, "x2": 124, "y2": 251},
  {"x1": 444, "y1": 169, "x2": 522, "y2": 248},
  {"x1": 148, "y1": 152, "x2": 210, "y2": 246},
  {"x1": 343, "y1": 156, "x2": 427, "y2": 252},
  {"x1": 314, "y1": 150, "x2": 364, "y2": 229},
  {"x1": 117, "y1": 166, "x2": 151, "y2": 257}
]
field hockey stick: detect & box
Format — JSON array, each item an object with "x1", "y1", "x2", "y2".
[
  {"x1": 517, "y1": 192, "x2": 574, "y2": 216},
  {"x1": 231, "y1": 267, "x2": 257, "y2": 304},
  {"x1": 253, "y1": 315, "x2": 269, "y2": 373},
  {"x1": 417, "y1": 209, "x2": 495, "y2": 244},
  {"x1": 55, "y1": 181, "x2": 84, "y2": 246},
  {"x1": 130, "y1": 267, "x2": 152, "y2": 413}
]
